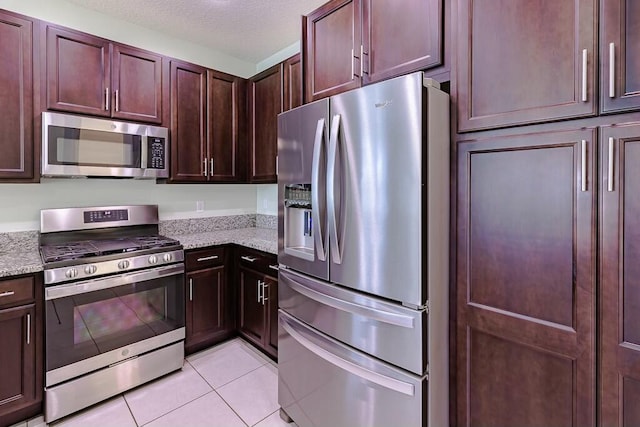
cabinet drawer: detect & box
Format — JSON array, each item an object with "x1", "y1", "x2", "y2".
[
  {"x1": 0, "y1": 276, "x2": 35, "y2": 308},
  {"x1": 237, "y1": 247, "x2": 278, "y2": 276},
  {"x1": 186, "y1": 247, "x2": 225, "y2": 271}
]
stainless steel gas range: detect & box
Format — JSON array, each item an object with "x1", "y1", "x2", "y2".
[{"x1": 39, "y1": 205, "x2": 186, "y2": 423}]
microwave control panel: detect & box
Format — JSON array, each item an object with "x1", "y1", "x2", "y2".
[{"x1": 147, "y1": 137, "x2": 166, "y2": 169}]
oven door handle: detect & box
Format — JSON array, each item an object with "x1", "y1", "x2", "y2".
[{"x1": 45, "y1": 264, "x2": 185, "y2": 301}]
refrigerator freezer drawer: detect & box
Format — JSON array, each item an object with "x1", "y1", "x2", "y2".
[
  {"x1": 278, "y1": 311, "x2": 427, "y2": 427},
  {"x1": 279, "y1": 268, "x2": 426, "y2": 375}
]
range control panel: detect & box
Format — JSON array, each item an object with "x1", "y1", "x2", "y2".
[{"x1": 83, "y1": 209, "x2": 129, "y2": 223}]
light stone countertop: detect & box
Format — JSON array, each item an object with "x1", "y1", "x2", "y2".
[{"x1": 0, "y1": 227, "x2": 277, "y2": 278}]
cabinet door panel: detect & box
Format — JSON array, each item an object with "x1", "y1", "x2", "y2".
[
  {"x1": 187, "y1": 267, "x2": 224, "y2": 342},
  {"x1": 456, "y1": 0, "x2": 597, "y2": 132},
  {"x1": 249, "y1": 65, "x2": 282, "y2": 183},
  {"x1": 0, "y1": 12, "x2": 34, "y2": 180},
  {"x1": 457, "y1": 129, "x2": 596, "y2": 426},
  {"x1": 238, "y1": 268, "x2": 266, "y2": 345},
  {"x1": 283, "y1": 54, "x2": 302, "y2": 111},
  {"x1": 601, "y1": 0, "x2": 640, "y2": 113},
  {"x1": 363, "y1": 0, "x2": 442, "y2": 84},
  {"x1": 170, "y1": 61, "x2": 207, "y2": 182},
  {"x1": 207, "y1": 70, "x2": 241, "y2": 182},
  {"x1": 112, "y1": 45, "x2": 163, "y2": 123},
  {"x1": 600, "y1": 123, "x2": 640, "y2": 426},
  {"x1": 304, "y1": 0, "x2": 362, "y2": 102},
  {"x1": 46, "y1": 26, "x2": 110, "y2": 116}
]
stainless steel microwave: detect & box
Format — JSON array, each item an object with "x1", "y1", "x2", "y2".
[{"x1": 42, "y1": 112, "x2": 169, "y2": 178}]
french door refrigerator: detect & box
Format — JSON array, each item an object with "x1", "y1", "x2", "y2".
[{"x1": 277, "y1": 71, "x2": 449, "y2": 427}]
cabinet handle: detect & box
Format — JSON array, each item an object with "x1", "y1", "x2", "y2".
[
  {"x1": 360, "y1": 45, "x2": 365, "y2": 76},
  {"x1": 189, "y1": 278, "x2": 193, "y2": 301},
  {"x1": 581, "y1": 49, "x2": 588, "y2": 102},
  {"x1": 269, "y1": 264, "x2": 279, "y2": 271},
  {"x1": 608, "y1": 137, "x2": 615, "y2": 192},
  {"x1": 262, "y1": 283, "x2": 269, "y2": 305},
  {"x1": 241, "y1": 256, "x2": 257, "y2": 262},
  {"x1": 197, "y1": 255, "x2": 219, "y2": 262},
  {"x1": 115, "y1": 89, "x2": 120, "y2": 111},
  {"x1": 105, "y1": 87, "x2": 110, "y2": 111},
  {"x1": 351, "y1": 48, "x2": 355, "y2": 79},
  {"x1": 276, "y1": 156, "x2": 279, "y2": 176},
  {"x1": 203, "y1": 158, "x2": 208, "y2": 177},
  {"x1": 26, "y1": 313, "x2": 31, "y2": 345},
  {"x1": 609, "y1": 42, "x2": 615, "y2": 98},
  {"x1": 0, "y1": 290, "x2": 15, "y2": 298},
  {"x1": 581, "y1": 140, "x2": 587, "y2": 192},
  {"x1": 210, "y1": 158, "x2": 214, "y2": 176},
  {"x1": 257, "y1": 279, "x2": 263, "y2": 303}
]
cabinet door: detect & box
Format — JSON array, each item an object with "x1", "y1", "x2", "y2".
[
  {"x1": 456, "y1": 129, "x2": 596, "y2": 426},
  {"x1": 249, "y1": 64, "x2": 282, "y2": 183},
  {"x1": 456, "y1": 0, "x2": 597, "y2": 132},
  {"x1": 303, "y1": 0, "x2": 362, "y2": 102},
  {"x1": 186, "y1": 267, "x2": 225, "y2": 351},
  {"x1": 207, "y1": 70, "x2": 243, "y2": 182},
  {"x1": 362, "y1": 0, "x2": 442, "y2": 85},
  {"x1": 0, "y1": 12, "x2": 34, "y2": 181},
  {"x1": 0, "y1": 305, "x2": 36, "y2": 423},
  {"x1": 264, "y1": 275, "x2": 278, "y2": 358},
  {"x1": 600, "y1": 123, "x2": 640, "y2": 426},
  {"x1": 170, "y1": 60, "x2": 207, "y2": 182},
  {"x1": 238, "y1": 267, "x2": 266, "y2": 346},
  {"x1": 46, "y1": 26, "x2": 111, "y2": 117},
  {"x1": 283, "y1": 53, "x2": 302, "y2": 111},
  {"x1": 601, "y1": 0, "x2": 640, "y2": 113},
  {"x1": 112, "y1": 45, "x2": 163, "y2": 124}
]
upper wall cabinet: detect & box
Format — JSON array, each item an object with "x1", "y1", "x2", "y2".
[
  {"x1": 456, "y1": 0, "x2": 597, "y2": 132},
  {"x1": 600, "y1": 0, "x2": 640, "y2": 114},
  {"x1": 45, "y1": 25, "x2": 165, "y2": 124},
  {"x1": 0, "y1": 11, "x2": 35, "y2": 181},
  {"x1": 303, "y1": 0, "x2": 443, "y2": 102},
  {"x1": 283, "y1": 53, "x2": 302, "y2": 111}
]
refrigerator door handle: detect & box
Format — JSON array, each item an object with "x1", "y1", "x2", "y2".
[
  {"x1": 327, "y1": 114, "x2": 342, "y2": 264},
  {"x1": 312, "y1": 118, "x2": 327, "y2": 261},
  {"x1": 282, "y1": 272, "x2": 415, "y2": 328},
  {"x1": 281, "y1": 315, "x2": 415, "y2": 396}
]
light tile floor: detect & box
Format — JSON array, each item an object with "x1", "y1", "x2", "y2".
[{"x1": 15, "y1": 338, "x2": 295, "y2": 427}]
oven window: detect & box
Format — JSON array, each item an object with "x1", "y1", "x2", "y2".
[
  {"x1": 46, "y1": 272, "x2": 184, "y2": 371},
  {"x1": 48, "y1": 125, "x2": 142, "y2": 168}
]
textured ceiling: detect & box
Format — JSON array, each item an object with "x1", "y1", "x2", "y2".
[{"x1": 66, "y1": 0, "x2": 327, "y2": 63}]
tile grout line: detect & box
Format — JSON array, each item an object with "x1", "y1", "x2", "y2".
[{"x1": 121, "y1": 394, "x2": 140, "y2": 427}]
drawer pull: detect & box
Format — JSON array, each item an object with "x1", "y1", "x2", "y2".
[
  {"x1": 26, "y1": 313, "x2": 31, "y2": 345},
  {"x1": 0, "y1": 290, "x2": 15, "y2": 298},
  {"x1": 197, "y1": 255, "x2": 219, "y2": 262},
  {"x1": 241, "y1": 256, "x2": 258, "y2": 262},
  {"x1": 189, "y1": 278, "x2": 193, "y2": 301},
  {"x1": 269, "y1": 264, "x2": 279, "y2": 271}
]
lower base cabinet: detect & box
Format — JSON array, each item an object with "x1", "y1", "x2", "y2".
[
  {"x1": 0, "y1": 274, "x2": 42, "y2": 427},
  {"x1": 237, "y1": 247, "x2": 279, "y2": 359}
]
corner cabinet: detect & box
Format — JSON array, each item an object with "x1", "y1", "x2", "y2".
[
  {"x1": 185, "y1": 247, "x2": 234, "y2": 355},
  {"x1": 237, "y1": 247, "x2": 279, "y2": 358},
  {"x1": 0, "y1": 11, "x2": 36, "y2": 182},
  {"x1": 45, "y1": 25, "x2": 165, "y2": 124},
  {"x1": 456, "y1": 0, "x2": 597, "y2": 132},
  {"x1": 456, "y1": 128, "x2": 596, "y2": 426},
  {"x1": 0, "y1": 274, "x2": 43, "y2": 427},
  {"x1": 249, "y1": 64, "x2": 282, "y2": 183}
]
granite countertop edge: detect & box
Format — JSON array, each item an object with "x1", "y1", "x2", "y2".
[{"x1": 0, "y1": 227, "x2": 277, "y2": 278}]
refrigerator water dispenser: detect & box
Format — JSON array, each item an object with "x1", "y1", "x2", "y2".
[{"x1": 284, "y1": 184, "x2": 314, "y2": 261}]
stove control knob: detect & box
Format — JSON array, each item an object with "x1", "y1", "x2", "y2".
[
  {"x1": 148, "y1": 255, "x2": 158, "y2": 265},
  {"x1": 65, "y1": 268, "x2": 78, "y2": 279},
  {"x1": 163, "y1": 253, "x2": 173, "y2": 262},
  {"x1": 84, "y1": 265, "x2": 97, "y2": 275},
  {"x1": 118, "y1": 260, "x2": 130, "y2": 270}
]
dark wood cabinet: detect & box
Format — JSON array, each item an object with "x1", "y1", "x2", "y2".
[
  {"x1": 46, "y1": 25, "x2": 164, "y2": 123},
  {"x1": 185, "y1": 247, "x2": 233, "y2": 354},
  {"x1": 600, "y1": 0, "x2": 640, "y2": 114},
  {"x1": 248, "y1": 64, "x2": 282, "y2": 183},
  {"x1": 456, "y1": 128, "x2": 596, "y2": 426},
  {"x1": 362, "y1": 0, "x2": 442, "y2": 85},
  {"x1": 283, "y1": 53, "x2": 302, "y2": 111},
  {"x1": 0, "y1": 275, "x2": 43, "y2": 427},
  {"x1": 0, "y1": 11, "x2": 35, "y2": 182},
  {"x1": 303, "y1": 0, "x2": 362, "y2": 102},
  {"x1": 456, "y1": 0, "x2": 597, "y2": 132},
  {"x1": 599, "y1": 122, "x2": 640, "y2": 426},
  {"x1": 237, "y1": 248, "x2": 279, "y2": 359}
]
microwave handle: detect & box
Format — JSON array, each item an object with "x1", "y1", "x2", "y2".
[{"x1": 141, "y1": 135, "x2": 149, "y2": 169}]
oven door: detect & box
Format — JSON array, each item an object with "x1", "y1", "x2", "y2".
[{"x1": 44, "y1": 264, "x2": 185, "y2": 387}]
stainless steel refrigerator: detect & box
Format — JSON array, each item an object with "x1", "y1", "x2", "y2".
[{"x1": 277, "y1": 72, "x2": 449, "y2": 427}]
